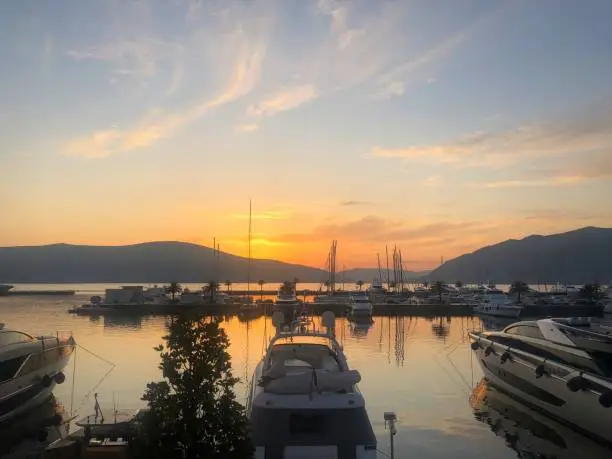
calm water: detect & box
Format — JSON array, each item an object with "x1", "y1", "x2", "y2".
[{"x1": 2, "y1": 289, "x2": 611, "y2": 459}]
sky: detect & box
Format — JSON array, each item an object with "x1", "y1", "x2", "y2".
[{"x1": 2, "y1": 0, "x2": 612, "y2": 270}]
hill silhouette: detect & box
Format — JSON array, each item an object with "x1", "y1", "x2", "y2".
[
  {"x1": 427, "y1": 227, "x2": 612, "y2": 284},
  {"x1": 0, "y1": 242, "x2": 328, "y2": 283}
]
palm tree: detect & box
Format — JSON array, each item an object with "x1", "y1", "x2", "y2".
[
  {"x1": 356, "y1": 280, "x2": 364, "y2": 291},
  {"x1": 431, "y1": 281, "x2": 445, "y2": 304},
  {"x1": 258, "y1": 280, "x2": 265, "y2": 300},
  {"x1": 580, "y1": 283, "x2": 603, "y2": 302},
  {"x1": 323, "y1": 280, "x2": 331, "y2": 292},
  {"x1": 224, "y1": 280, "x2": 232, "y2": 293},
  {"x1": 389, "y1": 281, "x2": 397, "y2": 293},
  {"x1": 203, "y1": 280, "x2": 219, "y2": 304},
  {"x1": 165, "y1": 282, "x2": 182, "y2": 302},
  {"x1": 509, "y1": 280, "x2": 530, "y2": 303},
  {"x1": 454, "y1": 280, "x2": 463, "y2": 289}
]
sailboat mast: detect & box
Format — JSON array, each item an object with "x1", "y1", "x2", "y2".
[
  {"x1": 377, "y1": 253, "x2": 382, "y2": 283},
  {"x1": 247, "y1": 200, "x2": 252, "y2": 297},
  {"x1": 385, "y1": 245, "x2": 390, "y2": 291}
]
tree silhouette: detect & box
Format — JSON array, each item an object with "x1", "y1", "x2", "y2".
[
  {"x1": 323, "y1": 280, "x2": 331, "y2": 292},
  {"x1": 136, "y1": 317, "x2": 253, "y2": 459},
  {"x1": 356, "y1": 280, "x2": 364, "y2": 291},
  {"x1": 580, "y1": 283, "x2": 603, "y2": 302},
  {"x1": 431, "y1": 281, "x2": 445, "y2": 304},
  {"x1": 224, "y1": 280, "x2": 232, "y2": 293},
  {"x1": 509, "y1": 280, "x2": 530, "y2": 303},
  {"x1": 454, "y1": 280, "x2": 463, "y2": 288},
  {"x1": 257, "y1": 280, "x2": 265, "y2": 300},
  {"x1": 165, "y1": 282, "x2": 182, "y2": 302}
]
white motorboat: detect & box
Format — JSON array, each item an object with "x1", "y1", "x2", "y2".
[
  {"x1": 473, "y1": 303, "x2": 523, "y2": 318},
  {"x1": 348, "y1": 295, "x2": 373, "y2": 319},
  {"x1": 274, "y1": 289, "x2": 301, "y2": 318},
  {"x1": 247, "y1": 312, "x2": 377, "y2": 458},
  {"x1": 474, "y1": 290, "x2": 522, "y2": 318},
  {"x1": 0, "y1": 324, "x2": 75, "y2": 422},
  {"x1": 469, "y1": 317, "x2": 612, "y2": 444}
]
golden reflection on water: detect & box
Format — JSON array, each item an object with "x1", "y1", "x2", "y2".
[{"x1": 6, "y1": 293, "x2": 604, "y2": 458}]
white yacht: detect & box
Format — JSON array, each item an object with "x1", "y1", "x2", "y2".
[
  {"x1": 469, "y1": 317, "x2": 612, "y2": 443},
  {"x1": 247, "y1": 312, "x2": 377, "y2": 458},
  {"x1": 473, "y1": 303, "x2": 523, "y2": 318},
  {"x1": 0, "y1": 324, "x2": 75, "y2": 422},
  {"x1": 348, "y1": 295, "x2": 373, "y2": 320},
  {"x1": 274, "y1": 289, "x2": 301, "y2": 316},
  {"x1": 473, "y1": 290, "x2": 523, "y2": 318}
]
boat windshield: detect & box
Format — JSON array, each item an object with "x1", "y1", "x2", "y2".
[{"x1": 0, "y1": 331, "x2": 34, "y2": 348}]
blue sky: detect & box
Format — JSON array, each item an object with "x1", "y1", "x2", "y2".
[{"x1": 2, "y1": 0, "x2": 612, "y2": 269}]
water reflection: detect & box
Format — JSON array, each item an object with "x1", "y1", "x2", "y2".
[
  {"x1": 0, "y1": 396, "x2": 67, "y2": 457},
  {"x1": 348, "y1": 319, "x2": 373, "y2": 338},
  {"x1": 103, "y1": 315, "x2": 142, "y2": 329},
  {"x1": 430, "y1": 316, "x2": 451, "y2": 340},
  {"x1": 478, "y1": 316, "x2": 516, "y2": 331},
  {"x1": 470, "y1": 379, "x2": 612, "y2": 459}
]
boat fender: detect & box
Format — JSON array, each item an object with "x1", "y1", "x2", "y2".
[
  {"x1": 484, "y1": 346, "x2": 495, "y2": 357},
  {"x1": 54, "y1": 372, "x2": 66, "y2": 384},
  {"x1": 41, "y1": 375, "x2": 52, "y2": 387},
  {"x1": 599, "y1": 391, "x2": 612, "y2": 408},
  {"x1": 566, "y1": 374, "x2": 587, "y2": 392},
  {"x1": 470, "y1": 341, "x2": 480, "y2": 350},
  {"x1": 500, "y1": 352, "x2": 512, "y2": 364},
  {"x1": 535, "y1": 364, "x2": 547, "y2": 378}
]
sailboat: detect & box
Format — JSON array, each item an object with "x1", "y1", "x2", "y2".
[{"x1": 239, "y1": 200, "x2": 262, "y2": 318}]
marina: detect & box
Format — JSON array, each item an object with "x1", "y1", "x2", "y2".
[{"x1": 1, "y1": 290, "x2": 612, "y2": 458}]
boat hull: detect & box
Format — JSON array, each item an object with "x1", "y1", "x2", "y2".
[
  {"x1": 471, "y1": 334, "x2": 612, "y2": 444},
  {"x1": 0, "y1": 345, "x2": 73, "y2": 423}
]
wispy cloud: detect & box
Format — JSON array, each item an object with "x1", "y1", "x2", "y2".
[
  {"x1": 67, "y1": 39, "x2": 183, "y2": 79},
  {"x1": 232, "y1": 209, "x2": 291, "y2": 220},
  {"x1": 248, "y1": 84, "x2": 318, "y2": 117},
  {"x1": 340, "y1": 200, "x2": 375, "y2": 207},
  {"x1": 235, "y1": 123, "x2": 259, "y2": 133},
  {"x1": 65, "y1": 18, "x2": 268, "y2": 158},
  {"x1": 371, "y1": 102, "x2": 612, "y2": 169},
  {"x1": 372, "y1": 31, "x2": 469, "y2": 99},
  {"x1": 423, "y1": 175, "x2": 442, "y2": 187}
]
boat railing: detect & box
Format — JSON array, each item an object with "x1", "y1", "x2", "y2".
[
  {"x1": 469, "y1": 331, "x2": 612, "y2": 393},
  {"x1": 266, "y1": 330, "x2": 347, "y2": 368}
]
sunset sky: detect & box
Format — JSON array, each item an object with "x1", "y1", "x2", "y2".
[{"x1": 2, "y1": 0, "x2": 612, "y2": 270}]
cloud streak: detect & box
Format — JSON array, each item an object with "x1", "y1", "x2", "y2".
[
  {"x1": 372, "y1": 102, "x2": 612, "y2": 170},
  {"x1": 65, "y1": 19, "x2": 268, "y2": 158},
  {"x1": 248, "y1": 85, "x2": 318, "y2": 117}
]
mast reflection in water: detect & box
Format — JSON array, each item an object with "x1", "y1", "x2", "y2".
[{"x1": 470, "y1": 378, "x2": 612, "y2": 459}]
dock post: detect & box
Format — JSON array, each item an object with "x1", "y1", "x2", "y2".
[{"x1": 384, "y1": 412, "x2": 397, "y2": 459}]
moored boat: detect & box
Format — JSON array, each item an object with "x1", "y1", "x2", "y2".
[
  {"x1": 348, "y1": 294, "x2": 373, "y2": 320},
  {"x1": 469, "y1": 317, "x2": 612, "y2": 444},
  {"x1": 247, "y1": 311, "x2": 377, "y2": 457},
  {"x1": 0, "y1": 324, "x2": 75, "y2": 422}
]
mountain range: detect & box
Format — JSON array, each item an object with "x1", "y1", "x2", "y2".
[
  {"x1": 1, "y1": 226, "x2": 611, "y2": 284},
  {"x1": 427, "y1": 227, "x2": 612, "y2": 284},
  {"x1": 0, "y1": 242, "x2": 327, "y2": 283}
]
